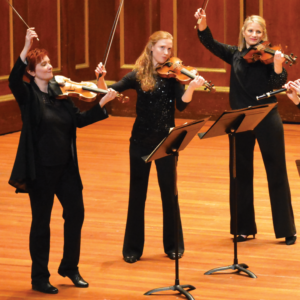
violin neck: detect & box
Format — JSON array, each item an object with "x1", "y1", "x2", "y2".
[
  {"x1": 82, "y1": 85, "x2": 108, "y2": 94},
  {"x1": 264, "y1": 48, "x2": 293, "y2": 63},
  {"x1": 180, "y1": 68, "x2": 196, "y2": 79}
]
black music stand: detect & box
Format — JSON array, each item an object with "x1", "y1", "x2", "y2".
[
  {"x1": 198, "y1": 103, "x2": 277, "y2": 279},
  {"x1": 143, "y1": 117, "x2": 210, "y2": 300},
  {"x1": 295, "y1": 160, "x2": 300, "y2": 176}
]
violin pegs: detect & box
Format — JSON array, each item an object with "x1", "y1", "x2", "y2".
[
  {"x1": 209, "y1": 80, "x2": 211, "y2": 83},
  {"x1": 204, "y1": 88, "x2": 207, "y2": 91},
  {"x1": 290, "y1": 64, "x2": 293, "y2": 67},
  {"x1": 291, "y1": 53, "x2": 294, "y2": 56},
  {"x1": 285, "y1": 61, "x2": 288, "y2": 64}
]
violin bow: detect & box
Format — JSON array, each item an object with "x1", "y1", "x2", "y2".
[
  {"x1": 98, "y1": 0, "x2": 124, "y2": 79},
  {"x1": 194, "y1": 0, "x2": 210, "y2": 29},
  {"x1": 5, "y1": 0, "x2": 39, "y2": 41}
]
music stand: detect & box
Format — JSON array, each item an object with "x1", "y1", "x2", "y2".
[
  {"x1": 198, "y1": 103, "x2": 277, "y2": 279},
  {"x1": 295, "y1": 160, "x2": 300, "y2": 176},
  {"x1": 143, "y1": 117, "x2": 210, "y2": 300}
]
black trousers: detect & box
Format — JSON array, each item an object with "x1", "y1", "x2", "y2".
[
  {"x1": 123, "y1": 142, "x2": 184, "y2": 258},
  {"x1": 28, "y1": 160, "x2": 84, "y2": 284},
  {"x1": 230, "y1": 107, "x2": 296, "y2": 238}
]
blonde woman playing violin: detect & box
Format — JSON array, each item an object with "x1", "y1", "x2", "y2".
[
  {"x1": 8, "y1": 28, "x2": 117, "y2": 294},
  {"x1": 195, "y1": 9, "x2": 296, "y2": 245},
  {"x1": 96, "y1": 31, "x2": 205, "y2": 263}
]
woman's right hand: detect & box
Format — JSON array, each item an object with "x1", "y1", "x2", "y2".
[
  {"x1": 95, "y1": 62, "x2": 107, "y2": 79},
  {"x1": 25, "y1": 28, "x2": 38, "y2": 50},
  {"x1": 20, "y1": 28, "x2": 38, "y2": 62},
  {"x1": 194, "y1": 8, "x2": 207, "y2": 31},
  {"x1": 284, "y1": 80, "x2": 300, "y2": 105}
]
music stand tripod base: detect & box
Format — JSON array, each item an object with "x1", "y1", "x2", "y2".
[
  {"x1": 145, "y1": 284, "x2": 196, "y2": 300},
  {"x1": 204, "y1": 263, "x2": 257, "y2": 278}
]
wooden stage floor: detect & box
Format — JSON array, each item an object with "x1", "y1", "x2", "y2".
[{"x1": 1, "y1": 116, "x2": 300, "y2": 300}]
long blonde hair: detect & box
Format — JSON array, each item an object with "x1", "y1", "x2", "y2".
[
  {"x1": 134, "y1": 31, "x2": 173, "y2": 92},
  {"x1": 238, "y1": 15, "x2": 268, "y2": 51}
]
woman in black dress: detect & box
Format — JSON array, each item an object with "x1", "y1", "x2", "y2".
[
  {"x1": 96, "y1": 31, "x2": 206, "y2": 263},
  {"x1": 194, "y1": 9, "x2": 296, "y2": 245},
  {"x1": 8, "y1": 28, "x2": 117, "y2": 294}
]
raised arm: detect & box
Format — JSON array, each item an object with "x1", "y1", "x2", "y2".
[
  {"x1": 9, "y1": 28, "x2": 38, "y2": 106},
  {"x1": 194, "y1": 8, "x2": 236, "y2": 65}
]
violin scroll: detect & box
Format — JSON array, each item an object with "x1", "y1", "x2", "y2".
[{"x1": 117, "y1": 94, "x2": 129, "y2": 104}]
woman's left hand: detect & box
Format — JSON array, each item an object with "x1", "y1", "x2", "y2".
[
  {"x1": 189, "y1": 75, "x2": 206, "y2": 90},
  {"x1": 273, "y1": 50, "x2": 285, "y2": 74},
  {"x1": 274, "y1": 50, "x2": 285, "y2": 65},
  {"x1": 99, "y1": 88, "x2": 118, "y2": 108}
]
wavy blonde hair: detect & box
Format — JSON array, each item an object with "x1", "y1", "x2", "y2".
[
  {"x1": 134, "y1": 31, "x2": 173, "y2": 92},
  {"x1": 238, "y1": 15, "x2": 268, "y2": 51}
]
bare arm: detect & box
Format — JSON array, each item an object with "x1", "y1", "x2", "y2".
[{"x1": 182, "y1": 76, "x2": 206, "y2": 103}]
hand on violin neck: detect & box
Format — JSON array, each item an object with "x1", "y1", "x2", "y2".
[
  {"x1": 274, "y1": 50, "x2": 285, "y2": 74},
  {"x1": 99, "y1": 88, "x2": 117, "y2": 108},
  {"x1": 182, "y1": 75, "x2": 206, "y2": 103},
  {"x1": 194, "y1": 8, "x2": 207, "y2": 31},
  {"x1": 189, "y1": 75, "x2": 206, "y2": 90}
]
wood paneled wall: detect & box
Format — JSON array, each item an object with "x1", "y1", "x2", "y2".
[{"x1": 1, "y1": 0, "x2": 300, "y2": 135}]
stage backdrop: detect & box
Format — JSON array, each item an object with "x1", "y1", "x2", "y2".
[{"x1": 1, "y1": 0, "x2": 300, "y2": 135}]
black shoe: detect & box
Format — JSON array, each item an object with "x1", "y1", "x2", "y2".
[
  {"x1": 236, "y1": 234, "x2": 255, "y2": 242},
  {"x1": 167, "y1": 252, "x2": 183, "y2": 260},
  {"x1": 124, "y1": 256, "x2": 138, "y2": 263},
  {"x1": 285, "y1": 235, "x2": 297, "y2": 245},
  {"x1": 58, "y1": 271, "x2": 89, "y2": 288},
  {"x1": 32, "y1": 282, "x2": 58, "y2": 294}
]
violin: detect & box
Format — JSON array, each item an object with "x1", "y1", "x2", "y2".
[
  {"x1": 243, "y1": 41, "x2": 297, "y2": 66},
  {"x1": 156, "y1": 57, "x2": 216, "y2": 92},
  {"x1": 54, "y1": 75, "x2": 129, "y2": 103}
]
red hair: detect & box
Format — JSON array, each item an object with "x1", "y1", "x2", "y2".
[{"x1": 25, "y1": 48, "x2": 48, "y2": 80}]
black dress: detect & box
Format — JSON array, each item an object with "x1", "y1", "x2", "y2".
[
  {"x1": 8, "y1": 57, "x2": 108, "y2": 284},
  {"x1": 110, "y1": 71, "x2": 188, "y2": 258},
  {"x1": 198, "y1": 27, "x2": 296, "y2": 238}
]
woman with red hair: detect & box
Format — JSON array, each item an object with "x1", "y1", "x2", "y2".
[
  {"x1": 8, "y1": 28, "x2": 117, "y2": 294},
  {"x1": 96, "y1": 30, "x2": 206, "y2": 263}
]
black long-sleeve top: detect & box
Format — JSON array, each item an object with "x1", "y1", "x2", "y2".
[
  {"x1": 109, "y1": 71, "x2": 187, "y2": 149},
  {"x1": 198, "y1": 27, "x2": 287, "y2": 110},
  {"x1": 8, "y1": 57, "x2": 108, "y2": 192}
]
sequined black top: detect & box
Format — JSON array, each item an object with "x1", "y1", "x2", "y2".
[
  {"x1": 110, "y1": 71, "x2": 187, "y2": 148},
  {"x1": 198, "y1": 27, "x2": 287, "y2": 109}
]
